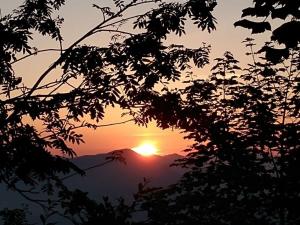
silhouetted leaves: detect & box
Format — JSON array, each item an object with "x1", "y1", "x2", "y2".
[
  {"x1": 59, "y1": 189, "x2": 134, "y2": 225},
  {"x1": 272, "y1": 21, "x2": 300, "y2": 48},
  {"x1": 257, "y1": 46, "x2": 290, "y2": 64},
  {"x1": 242, "y1": 5, "x2": 270, "y2": 18},
  {"x1": 2, "y1": 0, "x2": 299, "y2": 224},
  {"x1": 234, "y1": 19, "x2": 271, "y2": 34},
  {"x1": 0, "y1": 0, "x2": 217, "y2": 224},
  {"x1": 0, "y1": 208, "x2": 31, "y2": 225},
  {"x1": 133, "y1": 0, "x2": 217, "y2": 37},
  {"x1": 186, "y1": 0, "x2": 217, "y2": 32},
  {"x1": 237, "y1": 0, "x2": 300, "y2": 63},
  {"x1": 138, "y1": 43, "x2": 300, "y2": 225}
]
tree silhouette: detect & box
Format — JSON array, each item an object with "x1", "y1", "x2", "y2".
[
  {"x1": 1, "y1": 0, "x2": 299, "y2": 224},
  {"x1": 234, "y1": 0, "x2": 300, "y2": 64},
  {"x1": 138, "y1": 47, "x2": 299, "y2": 225},
  {"x1": 0, "y1": 208, "x2": 31, "y2": 225},
  {"x1": 137, "y1": 1, "x2": 300, "y2": 225},
  {"x1": 0, "y1": 0, "x2": 217, "y2": 224}
]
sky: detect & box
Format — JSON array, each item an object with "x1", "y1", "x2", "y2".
[{"x1": 1, "y1": 0, "x2": 270, "y2": 156}]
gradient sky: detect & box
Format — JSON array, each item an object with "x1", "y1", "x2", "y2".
[{"x1": 2, "y1": 0, "x2": 270, "y2": 155}]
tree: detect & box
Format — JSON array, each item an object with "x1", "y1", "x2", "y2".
[
  {"x1": 0, "y1": 208, "x2": 31, "y2": 225},
  {"x1": 0, "y1": 0, "x2": 217, "y2": 224},
  {"x1": 137, "y1": 1, "x2": 300, "y2": 225},
  {"x1": 234, "y1": 0, "x2": 300, "y2": 64}
]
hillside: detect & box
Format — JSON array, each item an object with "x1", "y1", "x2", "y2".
[
  {"x1": 0, "y1": 149, "x2": 185, "y2": 219},
  {"x1": 65, "y1": 149, "x2": 185, "y2": 200}
]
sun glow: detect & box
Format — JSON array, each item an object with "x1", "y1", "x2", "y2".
[{"x1": 132, "y1": 142, "x2": 158, "y2": 156}]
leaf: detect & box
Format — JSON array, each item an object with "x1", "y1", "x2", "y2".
[
  {"x1": 261, "y1": 67, "x2": 275, "y2": 77},
  {"x1": 257, "y1": 46, "x2": 289, "y2": 64},
  {"x1": 234, "y1": 19, "x2": 271, "y2": 34},
  {"x1": 242, "y1": 6, "x2": 270, "y2": 18},
  {"x1": 271, "y1": 21, "x2": 300, "y2": 48}
]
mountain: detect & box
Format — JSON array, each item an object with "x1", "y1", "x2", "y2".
[
  {"x1": 0, "y1": 149, "x2": 185, "y2": 223},
  {"x1": 65, "y1": 149, "x2": 185, "y2": 200}
]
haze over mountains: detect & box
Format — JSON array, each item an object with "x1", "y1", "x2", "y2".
[
  {"x1": 0, "y1": 149, "x2": 185, "y2": 214},
  {"x1": 65, "y1": 149, "x2": 185, "y2": 199}
]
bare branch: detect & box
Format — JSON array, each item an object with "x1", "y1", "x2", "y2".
[
  {"x1": 60, "y1": 159, "x2": 114, "y2": 181},
  {"x1": 11, "y1": 49, "x2": 66, "y2": 65},
  {"x1": 92, "y1": 29, "x2": 135, "y2": 36}
]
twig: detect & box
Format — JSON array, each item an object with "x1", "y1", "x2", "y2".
[
  {"x1": 61, "y1": 159, "x2": 114, "y2": 181},
  {"x1": 11, "y1": 49, "x2": 65, "y2": 65}
]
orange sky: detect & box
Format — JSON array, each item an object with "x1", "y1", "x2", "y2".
[{"x1": 3, "y1": 0, "x2": 269, "y2": 156}]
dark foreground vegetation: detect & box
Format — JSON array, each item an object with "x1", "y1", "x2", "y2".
[{"x1": 0, "y1": 0, "x2": 299, "y2": 224}]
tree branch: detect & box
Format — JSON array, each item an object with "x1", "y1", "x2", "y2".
[
  {"x1": 26, "y1": 0, "x2": 143, "y2": 98},
  {"x1": 11, "y1": 49, "x2": 66, "y2": 65}
]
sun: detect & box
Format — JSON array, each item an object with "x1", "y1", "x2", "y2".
[{"x1": 132, "y1": 142, "x2": 158, "y2": 156}]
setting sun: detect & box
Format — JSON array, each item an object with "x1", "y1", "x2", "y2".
[{"x1": 132, "y1": 143, "x2": 158, "y2": 156}]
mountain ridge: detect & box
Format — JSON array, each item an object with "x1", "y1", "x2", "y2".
[
  {"x1": 67, "y1": 149, "x2": 185, "y2": 199},
  {"x1": 0, "y1": 149, "x2": 186, "y2": 224},
  {"x1": 75, "y1": 148, "x2": 183, "y2": 160}
]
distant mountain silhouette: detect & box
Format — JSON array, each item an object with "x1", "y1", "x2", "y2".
[
  {"x1": 65, "y1": 149, "x2": 185, "y2": 200},
  {"x1": 0, "y1": 149, "x2": 185, "y2": 223}
]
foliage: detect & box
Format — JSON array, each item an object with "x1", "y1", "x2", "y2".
[
  {"x1": 58, "y1": 189, "x2": 136, "y2": 225},
  {"x1": 234, "y1": 0, "x2": 300, "y2": 64},
  {"x1": 136, "y1": 2, "x2": 300, "y2": 223},
  {"x1": 138, "y1": 47, "x2": 299, "y2": 225},
  {"x1": 0, "y1": 0, "x2": 217, "y2": 224},
  {"x1": 1, "y1": 0, "x2": 299, "y2": 224},
  {"x1": 0, "y1": 208, "x2": 31, "y2": 225}
]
